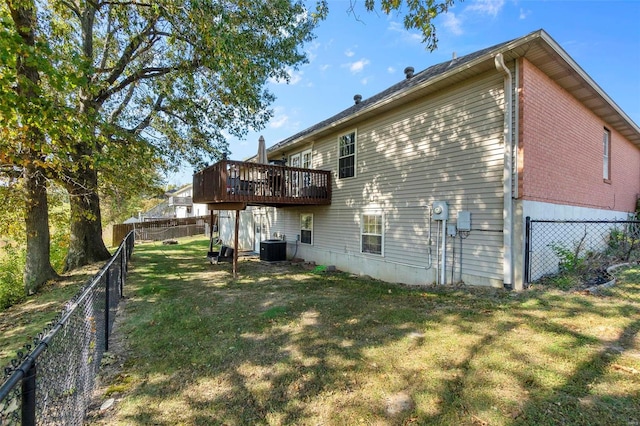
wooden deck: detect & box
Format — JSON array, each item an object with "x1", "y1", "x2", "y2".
[{"x1": 193, "y1": 160, "x2": 331, "y2": 207}]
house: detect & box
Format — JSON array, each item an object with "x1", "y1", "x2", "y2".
[
  {"x1": 193, "y1": 29, "x2": 640, "y2": 290},
  {"x1": 142, "y1": 183, "x2": 209, "y2": 220}
]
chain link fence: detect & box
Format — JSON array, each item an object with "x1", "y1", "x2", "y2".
[
  {"x1": 0, "y1": 231, "x2": 134, "y2": 425},
  {"x1": 525, "y1": 218, "x2": 640, "y2": 283}
]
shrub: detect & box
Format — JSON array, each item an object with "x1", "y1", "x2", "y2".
[{"x1": 0, "y1": 245, "x2": 26, "y2": 310}]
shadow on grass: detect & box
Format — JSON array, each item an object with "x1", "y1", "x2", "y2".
[{"x1": 90, "y1": 238, "x2": 640, "y2": 425}]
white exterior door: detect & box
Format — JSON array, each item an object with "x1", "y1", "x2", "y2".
[
  {"x1": 253, "y1": 210, "x2": 265, "y2": 253},
  {"x1": 289, "y1": 153, "x2": 301, "y2": 196}
]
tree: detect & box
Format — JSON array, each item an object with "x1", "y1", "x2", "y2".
[
  {"x1": 2, "y1": 0, "x2": 457, "y2": 291},
  {"x1": 39, "y1": 0, "x2": 327, "y2": 270},
  {"x1": 2, "y1": 0, "x2": 59, "y2": 294},
  {"x1": 355, "y1": 0, "x2": 458, "y2": 51}
]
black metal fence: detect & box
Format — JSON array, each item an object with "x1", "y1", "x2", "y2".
[
  {"x1": 0, "y1": 231, "x2": 134, "y2": 425},
  {"x1": 525, "y1": 218, "x2": 640, "y2": 283}
]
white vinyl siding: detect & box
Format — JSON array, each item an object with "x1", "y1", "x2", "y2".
[{"x1": 267, "y1": 71, "x2": 505, "y2": 285}]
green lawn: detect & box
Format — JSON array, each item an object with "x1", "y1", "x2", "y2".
[{"x1": 81, "y1": 236, "x2": 640, "y2": 425}]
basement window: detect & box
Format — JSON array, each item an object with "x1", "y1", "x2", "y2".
[{"x1": 300, "y1": 213, "x2": 313, "y2": 245}]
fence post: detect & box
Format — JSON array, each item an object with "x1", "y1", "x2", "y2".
[
  {"x1": 524, "y1": 216, "x2": 531, "y2": 285},
  {"x1": 21, "y1": 361, "x2": 36, "y2": 426},
  {"x1": 105, "y1": 269, "x2": 110, "y2": 353},
  {"x1": 120, "y1": 245, "x2": 125, "y2": 298}
]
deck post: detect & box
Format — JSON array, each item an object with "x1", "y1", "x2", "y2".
[{"x1": 233, "y1": 209, "x2": 240, "y2": 278}]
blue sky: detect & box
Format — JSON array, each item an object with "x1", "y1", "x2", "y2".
[{"x1": 168, "y1": 0, "x2": 640, "y2": 185}]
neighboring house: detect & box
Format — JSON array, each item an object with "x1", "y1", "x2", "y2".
[
  {"x1": 194, "y1": 29, "x2": 640, "y2": 290},
  {"x1": 141, "y1": 184, "x2": 209, "y2": 220}
]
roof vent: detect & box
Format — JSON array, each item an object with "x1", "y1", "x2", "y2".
[
  {"x1": 404, "y1": 66, "x2": 414, "y2": 79},
  {"x1": 354, "y1": 94, "x2": 362, "y2": 105},
  {"x1": 452, "y1": 52, "x2": 457, "y2": 60}
]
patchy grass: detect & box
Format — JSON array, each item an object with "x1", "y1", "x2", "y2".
[
  {"x1": 80, "y1": 236, "x2": 639, "y2": 425},
  {"x1": 0, "y1": 262, "x2": 103, "y2": 369}
]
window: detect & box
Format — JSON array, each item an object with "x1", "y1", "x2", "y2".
[
  {"x1": 301, "y1": 149, "x2": 312, "y2": 187},
  {"x1": 361, "y1": 213, "x2": 383, "y2": 255},
  {"x1": 603, "y1": 128, "x2": 611, "y2": 181},
  {"x1": 338, "y1": 131, "x2": 356, "y2": 179},
  {"x1": 301, "y1": 149, "x2": 312, "y2": 168},
  {"x1": 300, "y1": 213, "x2": 313, "y2": 245}
]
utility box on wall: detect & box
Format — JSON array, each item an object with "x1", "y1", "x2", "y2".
[
  {"x1": 432, "y1": 201, "x2": 449, "y2": 221},
  {"x1": 457, "y1": 211, "x2": 471, "y2": 231}
]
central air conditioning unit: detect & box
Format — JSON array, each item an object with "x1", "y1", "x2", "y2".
[{"x1": 260, "y1": 240, "x2": 287, "y2": 262}]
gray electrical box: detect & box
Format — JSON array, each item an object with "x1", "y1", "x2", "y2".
[
  {"x1": 432, "y1": 201, "x2": 449, "y2": 220},
  {"x1": 457, "y1": 210, "x2": 471, "y2": 231},
  {"x1": 447, "y1": 224, "x2": 457, "y2": 236}
]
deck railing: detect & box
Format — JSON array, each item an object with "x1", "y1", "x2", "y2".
[{"x1": 193, "y1": 160, "x2": 331, "y2": 206}]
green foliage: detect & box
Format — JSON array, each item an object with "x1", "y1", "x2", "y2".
[
  {"x1": 550, "y1": 242, "x2": 585, "y2": 275},
  {"x1": 0, "y1": 244, "x2": 26, "y2": 309},
  {"x1": 362, "y1": 0, "x2": 458, "y2": 51},
  {"x1": 49, "y1": 204, "x2": 70, "y2": 273},
  {"x1": 606, "y1": 225, "x2": 640, "y2": 263}
]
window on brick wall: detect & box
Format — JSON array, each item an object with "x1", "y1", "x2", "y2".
[{"x1": 603, "y1": 128, "x2": 611, "y2": 181}]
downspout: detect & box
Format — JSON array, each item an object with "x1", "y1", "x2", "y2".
[{"x1": 495, "y1": 53, "x2": 514, "y2": 290}]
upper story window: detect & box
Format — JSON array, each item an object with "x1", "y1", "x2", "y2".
[
  {"x1": 338, "y1": 131, "x2": 356, "y2": 179},
  {"x1": 301, "y1": 149, "x2": 312, "y2": 169},
  {"x1": 603, "y1": 128, "x2": 611, "y2": 181}
]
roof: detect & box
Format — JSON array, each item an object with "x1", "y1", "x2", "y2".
[{"x1": 265, "y1": 29, "x2": 640, "y2": 156}]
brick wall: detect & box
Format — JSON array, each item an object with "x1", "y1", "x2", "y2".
[{"x1": 518, "y1": 58, "x2": 640, "y2": 212}]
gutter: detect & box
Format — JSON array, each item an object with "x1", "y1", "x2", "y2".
[{"x1": 494, "y1": 53, "x2": 514, "y2": 290}]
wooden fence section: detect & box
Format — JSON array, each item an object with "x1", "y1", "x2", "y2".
[{"x1": 104, "y1": 215, "x2": 216, "y2": 247}]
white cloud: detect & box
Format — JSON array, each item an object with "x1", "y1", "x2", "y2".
[
  {"x1": 288, "y1": 69, "x2": 303, "y2": 85},
  {"x1": 345, "y1": 48, "x2": 355, "y2": 57},
  {"x1": 387, "y1": 66, "x2": 396, "y2": 74},
  {"x1": 361, "y1": 77, "x2": 370, "y2": 85},
  {"x1": 442, "y1": 12, "x2": 463, "y2": 35},
  {"x1": 320, "y1": 64, "x2": 331, "y2": 72},
  {"x1": 519, "y1": 8, "x2": 531, "y2": 19},
  {"x1": 388, "y1": 21, "x2": 423, "y2": 43},
  {"x1": 306, "y1": 41, "x2": 321, "y2": 61},
  {"x1": 345, "y1": 58, "x2": 370, "y2": 74},
  {"x1": 466, "y1": 0, "x2": 505, "y2": 17},
  {"x1": 269, "y1": 109, "x2": 289, "y2": 129},
  {"x1": 268, "y1": 67, "x2": 303, "y2": 85}
]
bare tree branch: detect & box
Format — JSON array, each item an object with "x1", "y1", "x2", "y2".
[
  {"x1": 130, "y1": 95, "x2": 164, "y2": 133},
  {"x1": 98, "y1": 5, "x2": 115, "y2": 71},
  {"x1": 103, "y1": 19, "x2": 156, "y2": 88},
  {"x1": 107, "y1": 80, "x2": 137, "y2": 123}
]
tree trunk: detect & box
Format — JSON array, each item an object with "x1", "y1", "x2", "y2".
[
  {"x1": 64, "y1": 164, "x2": 111, "y2": 271},
  {"x1": 23, "y1": 164, "x2": 58, "y2": 295},
  {"x1": 8, "y1": 0, "x2": 59, "y2": 294}
]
